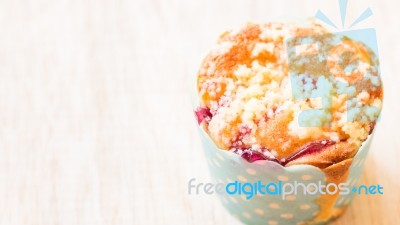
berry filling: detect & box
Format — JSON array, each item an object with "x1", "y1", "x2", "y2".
[
  {"x1": 282, "y1": 140, "x2": 335, "y2": 165},
  {"x1": 234, "y1": 148, "x2": 280, "y2": 164},
  {"x1": 234, "y1": 140, "x2": 335, "y2": 166},
  {"x1": 195, "y1": 107, "x2": 212, "y2": 125}
]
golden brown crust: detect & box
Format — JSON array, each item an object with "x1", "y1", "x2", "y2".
[{"x1": 285, "y1": 142, "x2": 357, "y2": 168}]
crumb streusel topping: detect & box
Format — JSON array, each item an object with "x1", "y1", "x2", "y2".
[{"x1": 196, "y1": 21, "x2": 382, "y2": 164}]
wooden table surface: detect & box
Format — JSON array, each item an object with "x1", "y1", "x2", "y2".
[{"x1": 0, "y1": 0, "x2": 398, "y2": 224}]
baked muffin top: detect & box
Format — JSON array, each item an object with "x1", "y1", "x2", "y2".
[{"x1": 196, "y1": 21, "x2": 382, "y2": 167}]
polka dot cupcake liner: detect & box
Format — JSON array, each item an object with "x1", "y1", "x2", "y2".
[{"x1": 198, "y1": 126, "x2": 374, "y2": 225}]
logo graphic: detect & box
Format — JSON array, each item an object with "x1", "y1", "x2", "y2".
[
  {"x1": 187, "y1": 178, "x2": 384, "y2": 200},
  {"x1": 288, "y1": 0, "x2": 382, "y2": 127}
]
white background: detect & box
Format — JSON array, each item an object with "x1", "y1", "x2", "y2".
[{"x1": 0, "y1": 0, "x2": 398, "y2": 224}]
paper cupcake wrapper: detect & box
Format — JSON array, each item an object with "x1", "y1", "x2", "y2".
[{"x1": 198, "y1": 126, "x2": 374, "y2": 225}]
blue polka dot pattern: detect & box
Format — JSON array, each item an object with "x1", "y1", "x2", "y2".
[{"x1": 198, "y1": 127, "x2": 374, "y2": 225}]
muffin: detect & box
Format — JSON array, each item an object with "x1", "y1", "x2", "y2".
[{"x1": 195, "y1": 21, "x2": 382, "y2": 224}]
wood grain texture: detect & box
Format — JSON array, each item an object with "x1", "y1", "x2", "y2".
[{"x1": 0, "y1": 0, "x2": 398, "y2": 224}]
